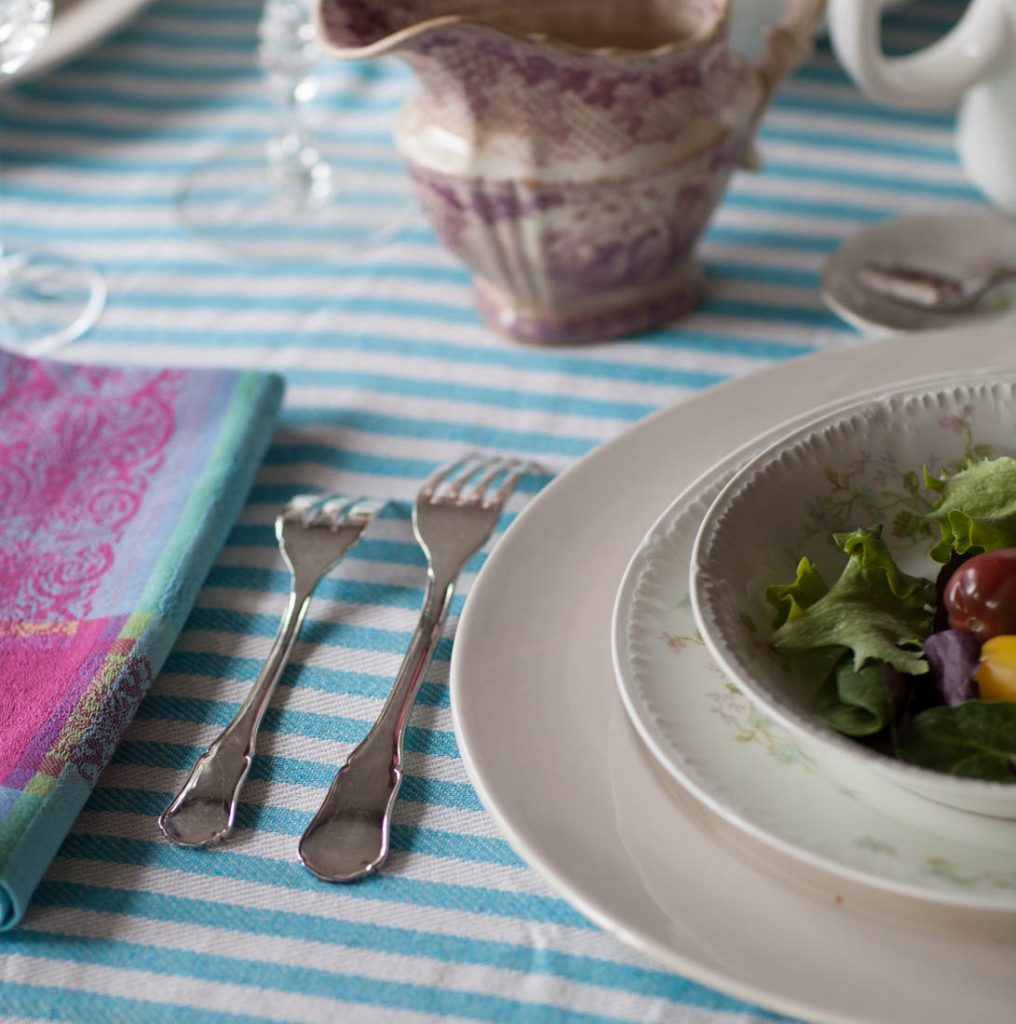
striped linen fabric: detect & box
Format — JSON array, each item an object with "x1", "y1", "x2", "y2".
[{"x1": 0, "y1": 0, "x2": 976, "y2": 1021}]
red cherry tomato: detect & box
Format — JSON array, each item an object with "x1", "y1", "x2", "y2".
[{"x1": 944, "y1": 548, "x2": 1016, "y2": 638}]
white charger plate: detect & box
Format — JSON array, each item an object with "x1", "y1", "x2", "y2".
[
  {"x1": 613, "y1": 415, "x2": 1016, "y2": 910},
  {"x1": 450, "y1": 324, "x2": 1016, "y2": 1024}
]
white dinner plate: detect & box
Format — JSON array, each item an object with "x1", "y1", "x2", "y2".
[
  {"x1": 612, "y1": 416, "x2": 1016, "y2": 910},
  {"x1": 6, "y1": 0, "x2": 156, "y2": 87},
  {"x1": 450, "y1": 324, "x2": 1016, "y2": 1024}
]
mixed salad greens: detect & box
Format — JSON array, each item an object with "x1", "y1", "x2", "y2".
[{"x1": 767, "y1": 454, "x2": 1016, "y2": 782}]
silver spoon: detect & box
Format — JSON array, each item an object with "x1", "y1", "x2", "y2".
[{"x1": 855, "y1": 260, "x2": 1016, "y2": 313}]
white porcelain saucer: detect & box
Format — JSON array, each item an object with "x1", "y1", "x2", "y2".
[
  {"x1": 822, "y1": 209, "x2": 1016, "y2": 335},
  {"x1": 614, "y1": 434, "x2": 1016, "y2": 909},
  {"x1": 5, "y1": 0, "x2": 156, "y2": 87},
  {"x1": 451, "y1": 324, "x2": 1016, "y2": 1024}
]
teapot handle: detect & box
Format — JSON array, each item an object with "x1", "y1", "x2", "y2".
[{"x1": 827, "y1": 0, "x2": 1011, "y2": 109}]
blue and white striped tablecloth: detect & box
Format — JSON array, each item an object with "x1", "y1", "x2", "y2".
[{"x1": 0, "y1": 1, "x2": 980, "y2": 1021}]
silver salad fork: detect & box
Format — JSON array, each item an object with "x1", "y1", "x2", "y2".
[
  {"x1": 159, "y1": 495, "x2": 384, "y2": 848},
  {"x1": 298, "y1": 454, "x2": 532, "y2": 882}
]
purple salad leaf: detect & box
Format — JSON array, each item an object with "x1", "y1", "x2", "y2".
[{"x1": 923, "y1": 629, "x2": 982, "y2": 706}]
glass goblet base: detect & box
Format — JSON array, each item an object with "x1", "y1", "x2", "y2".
[
  {"x1": 176, "y1": 142, "x2": 419, "y2": 263},
  {"x1": 0, "y1": 247, "x2": 106, "y2": 357}
]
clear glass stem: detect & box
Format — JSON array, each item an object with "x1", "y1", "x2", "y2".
[
  {"x1": 175, "y1": 0, "x2": 416, "y2": 262},
  {"x1": 258, "y1": 0, "x2": 332, "y2": 203}
]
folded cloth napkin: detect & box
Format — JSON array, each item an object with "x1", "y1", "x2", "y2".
[{"x1": 0, "y1": 352, "x2": 283, "y2": 929}]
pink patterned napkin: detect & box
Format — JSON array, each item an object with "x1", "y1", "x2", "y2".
[{"x1": 0, "y1": 352, "x2": 283, "y2": 929}]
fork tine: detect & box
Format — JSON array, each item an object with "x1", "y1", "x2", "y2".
[
  {"x1": 282, "y1": 493, "x2": 318, "y2": 523},
  {"x1": 319, "y1": 496, "x2": 349, "y2": 512},
  {"x1": 466, "y1": 457, "x2": 516, "y2": 503},
  {"x1": 479, "y1": 460, "x2": 544, "y2": 507},
  {"x1": 344, "y1": 499, "x2": 386, "y2": 526},
  {"x1": 487, "y1": 459, "x2": 538, "y2": 508},
  {"x1": 446, "y1": 454, "x2": 500, "y2": 499},
  {"x1": 469, "y1": 456, "x2": 514, "y2": 491},
  {"x1": 316, "y1": 497, "x2": 386, "y2": 530},
  {"x1": 282, "y1": 494, "x2": 387, "y2": 532},
  {"x1": 420, "y1": 452, "x2": 479, "y2": 498},
  {"x1": 301, "y1": 494, "x2": 347, "y2": 527},
  {"x1": 317, "y1": 496, "x2": 354, "y2": 523}
]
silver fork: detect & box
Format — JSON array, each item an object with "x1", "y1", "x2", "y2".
[
  {"x1": 298, "y1": 454, "x2": 531, "y2": 882},
  {"x1": 159, "y1": 495, "x2": 384, "y2": 848}
]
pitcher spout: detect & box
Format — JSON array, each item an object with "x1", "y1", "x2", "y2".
[{"x1": 317, "y1": 0, "x2": 459, "y2": 58}]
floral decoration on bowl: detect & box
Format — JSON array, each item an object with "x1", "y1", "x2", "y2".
[{"x1": 691, "y1": 378, "x2": 1016, "y2": 820}]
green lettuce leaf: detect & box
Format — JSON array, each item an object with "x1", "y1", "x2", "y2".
[
  {"x1": 814, "y1": 657, "x2": 891, "y2": 737},
  {"x1": 926, "y1": 456, "x2": 1016, "y2": 562},
  {"x1": 897, "y1": 702, "x2": 1016, "y2": 781},
  {"x1": 770, "y1": 526, "x2": 934, "y2": 675},
  {"x1": 765, "y1": 556, "x2": 828, "y2": 627}
]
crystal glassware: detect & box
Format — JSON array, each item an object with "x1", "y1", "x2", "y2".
[
  {"x1": 0, "y1": 0, "x2": 106, "y2": 356},
  {"x1": 176, "y1": 0, "x2": 414, "y2": 262}
]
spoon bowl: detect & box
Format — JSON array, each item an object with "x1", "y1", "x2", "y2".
[{"x1": 856, "y1": 261, "x2": 1016, "y2": 313}]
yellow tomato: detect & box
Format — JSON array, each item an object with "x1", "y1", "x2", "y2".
[{"x1": 974, "y1": 636, "x2": 1016, "y2": 701}]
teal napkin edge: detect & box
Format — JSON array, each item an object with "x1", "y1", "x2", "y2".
[{"x1": 0, "y1": 368, "x2": 284, "y2": 932}]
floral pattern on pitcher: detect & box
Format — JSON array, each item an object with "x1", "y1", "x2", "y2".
[{"x1": 403, "y1": 26, "x2": 749, "y2": 165}]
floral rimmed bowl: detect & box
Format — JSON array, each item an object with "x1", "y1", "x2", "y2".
[
  {"x1": 612, "y1": 450, "x2": 1016, "y2": 910},
  {"x1": 690, "y1": 377, "x2": 1016, "y2": 820}
]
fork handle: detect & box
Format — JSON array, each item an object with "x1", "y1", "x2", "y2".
[
  {"x1": 298, "y1": 569, "x2": 455, "y2": 882},
  {"x1": 158, "y1": 583, "x2": 313, "y2": 847}
]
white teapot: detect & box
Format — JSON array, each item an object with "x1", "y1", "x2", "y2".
[{"x1": 828, "y1": 0, "x2": 1016, "y2": 210}]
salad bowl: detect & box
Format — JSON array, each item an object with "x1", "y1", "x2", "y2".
[
  {"x1": 613, "y1": 453, "x2": 1016, "y2": 909},
  {"x1": 690, "y1": 377, "x2": 1016, "y2": 819}
]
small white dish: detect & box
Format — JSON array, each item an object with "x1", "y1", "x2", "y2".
[
  {"x1": 615, "y1": 450, "x2": 1016, "y2": 909},
  {"x1": 4, "y1": 0, "x2": 156, "y2": 88},
  {"x1": 821, "y1": 209, "x2": 1016, "y2": 335},
  {"x1": 692, "y1": 377, "x2": 1016, "y2": 819}
]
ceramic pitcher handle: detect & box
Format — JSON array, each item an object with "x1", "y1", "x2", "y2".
[
  {"x1": 753, "y1": 0, "x2": 827, "y2": 100},
  {"x1": 827, "y1": 0, "x2": 1010, "y2": 109}
]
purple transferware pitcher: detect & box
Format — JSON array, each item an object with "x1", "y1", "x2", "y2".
[{"x1": 317, "y1": 0, "x2": 825, "y2": 344}]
